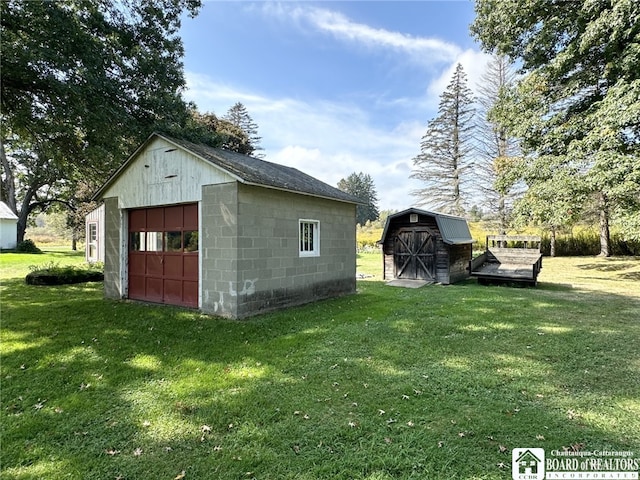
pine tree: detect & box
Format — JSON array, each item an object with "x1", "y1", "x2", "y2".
[
  {"x1": 223, "y1": 102, "x2": 264, "y2": 158},
  {"x1": 474, "y1": 54, "x2": 521, "y2": 233},
  {"x1": 337, "y1": 172, "x2": 380, "y2": 225},
  {"x1": 411, "y1": 63, "x2": 475, "y2": 216}
]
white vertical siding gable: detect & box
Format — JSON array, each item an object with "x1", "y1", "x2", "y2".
[{"x1": 102, "y1": 137, "x2": 235, "y2": 209}]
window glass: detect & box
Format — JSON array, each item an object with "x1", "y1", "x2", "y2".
[
  {"x1": 130, "y1": 232, "x2": 145, "y2": 251},
  {"x1": 184, "y1": 231, "x2": 198, "y2": 252},
  {"x1": 165, "y1": 231, "x2": 182, "y2": 252},
  {"x1": 89, "y1": 223, "x2": 97, "y2": 242},
  {"x1": 299, "y1": 220, "x2": 320, "y2": 257},
  {"x1": 146, "y1": 232, "x2": 163, "y2": 251}
]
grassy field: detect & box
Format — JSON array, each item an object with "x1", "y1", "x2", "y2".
[{"x1": 1, "y1": 250, "x2": 639, "y2": 479}]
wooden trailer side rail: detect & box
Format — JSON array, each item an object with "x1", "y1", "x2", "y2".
[{"x1": 470, "y1": 235, "x2": 543, "y2": 286}]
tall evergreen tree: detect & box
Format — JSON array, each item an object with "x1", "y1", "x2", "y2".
[
  {"x1": 337, "y1": 172, "x2": 379, "y2": 226},
  {"x1": 223, "y1": 102, "x2": 264, "y2": 158},
  {"x1": 474, "y1": 55, "x2": 521, "y2": 233},
  {"x1": 411, "y1": 64, "x2": 475, "y2": 216}
]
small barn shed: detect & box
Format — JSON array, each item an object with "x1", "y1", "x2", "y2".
[
  {"x1": 379, "y1": 208, "x2": 473, "y2": 284},
  {"x1": 85, "y1": 204, "x2": 105, "y2": 263},
  {"x1": 0, "y1": 201, "x2": 18, "y2": 250},
  {"x1": 92, "y1": 132, "x2": 360, "y2": 319}
]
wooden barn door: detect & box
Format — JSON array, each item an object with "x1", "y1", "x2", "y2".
[{"x1": 393, "y1": 228, "x2": 435, "y2": 281}]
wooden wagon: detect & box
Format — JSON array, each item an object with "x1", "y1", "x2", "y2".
[{"x1": 470, "y1": 235, "x2": 543, "y2": 286}]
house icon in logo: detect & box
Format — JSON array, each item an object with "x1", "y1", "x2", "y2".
[{"x1": 512, "y1": 448, "x2": 545, "y2": 480}]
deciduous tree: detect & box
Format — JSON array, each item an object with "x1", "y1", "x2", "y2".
[
  {"x1": 1, "y1": 0, "x2": 202, "y2": 243},
  {"x1": 337, "y1": 172, "x2": 379, "y2": 226},
  {"x1": 471, "y1": 0, "x2": 640, "y2": 254}
]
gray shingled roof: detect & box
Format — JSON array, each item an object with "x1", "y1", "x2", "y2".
[
  {"x1": 94, "y1": 133, "x2": 361, "y2": 204},
  {"x1": 380, "y1": 208, "x2": 473, "y2": 245}
]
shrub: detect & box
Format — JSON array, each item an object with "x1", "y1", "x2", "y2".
[
  {"x1": 16, "y1": 239, "x2": 42, "y2": 254},
  {"x1": 541, "y1": 231, "x2": 640, "y2": 256},
  {"x1": 26, "y1": 261, "x2": 104, "y2": 285}
]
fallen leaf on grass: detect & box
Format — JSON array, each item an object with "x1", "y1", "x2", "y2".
[
  {"x1": 536, "y1": 435, "x2": 545, "y2": 441},
  {"x1": 175, "y1": 471, "x2": 186, "y2": 480},
  {"x1": 105, "y1": 449, "x2": 120, "y2": 456},
  {"x1": 133, "y1": 447, "x2": 143, "y2": 457},
  {"x1": 499, "y1": 445, "x2": 508, "y2": 453},
  {"x1": 563, "y1": 443, "x2": 585, "y2": 452}
]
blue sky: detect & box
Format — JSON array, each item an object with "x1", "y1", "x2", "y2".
[{"x1": 180, "y1": 1, "x2": 489, "y2": 211}]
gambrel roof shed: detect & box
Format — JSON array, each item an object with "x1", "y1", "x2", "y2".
[
  {"x1": 92, "y1": 132, "x2": 360, "y2": 318},
  {"x1": 379, "y1": 208, "x2": 473, "y2": 285}
]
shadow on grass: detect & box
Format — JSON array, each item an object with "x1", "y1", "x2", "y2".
[{"x1": 2, "y1": 278, "x2": 639, "y2": 479}]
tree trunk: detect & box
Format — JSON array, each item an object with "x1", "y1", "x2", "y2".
[
  {"x1": 599, "y1": 193, "x2": 611, "y2": 257},
  {"x1": 498, "y1": 194, "x2": 507, "y2": 235},
  {"x1": 550, "y1": 227, "x2": 556, "y2": 257}
]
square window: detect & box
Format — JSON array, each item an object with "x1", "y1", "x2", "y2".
[{"x1": 299, "y1": 220, "x2": 320, "y2": 257}]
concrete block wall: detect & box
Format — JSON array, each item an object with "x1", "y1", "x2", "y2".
[
  {"x1": 200, "y1": 182, "x2": 239, "y2": 317},
  {"x1": 103, "y1": 197, "x2": 123, "y2": 300},
  {"x1": 234, "y1": 183, "x2": 356, "y2": 318}
]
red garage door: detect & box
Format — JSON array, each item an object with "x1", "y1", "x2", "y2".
[{"x1": 128, "y1": 204, "x2": 198, "y2": 308}]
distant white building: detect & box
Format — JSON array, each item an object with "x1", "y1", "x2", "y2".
[
  {"x1": 85, "y1": 204, "x2": 105, "y2": 263},
  {"x1": 0, "y1": 201, "x2": 18, "y2": 250}
]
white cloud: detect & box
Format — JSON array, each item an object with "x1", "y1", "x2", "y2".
[
  {"x1": 182, "y1": 5, "x2": 491, "y2": 212},
  {"x1": 184, "y1": 72, "x2": 421, "y2": 211},
  {"x1": 263, "y1": 3, "x2": 461, "y2": 67},
  {"x1": 427, "y1": 49, "x2": 493, "y2": 106}
]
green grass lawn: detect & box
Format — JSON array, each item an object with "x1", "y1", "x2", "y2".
[{"x1": 1, "y1": 251, "x2": 639, "y2": 479}]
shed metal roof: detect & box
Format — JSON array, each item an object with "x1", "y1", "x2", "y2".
[
  {"x1": 380, "y1": 207, "x2": 473, "y2": 245},
  {"x1": 93, "y1": 133, "x2": 362, "y2": 205}
]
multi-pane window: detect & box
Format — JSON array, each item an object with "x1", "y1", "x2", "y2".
[
  {"x1": 88, "y1": 222, "x2": 98, "y2": 260},
  {"x1": 129, "y1": 231, "x2": 198, "y2": 253},
  {"x1": 299, "y1": 220, "x2": 320, "y2": 257}
]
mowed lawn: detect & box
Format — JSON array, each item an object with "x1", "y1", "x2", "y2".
[{"x1": 1, "y1": 250, "x2": 639, "y2": 479}]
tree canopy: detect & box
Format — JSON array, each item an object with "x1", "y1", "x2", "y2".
[
  {"x1": 223, "y1": 102, "x2": 264, "y2": 158},
  {"x1": 471, "y1": 0, "x2": 640, "y2": 251},
  {"x1": 337, "y1": 172, "x2": 379, "y2": 226},
  {"x1": 1, "y1": 0, "x2": 202, "y2": 243}
]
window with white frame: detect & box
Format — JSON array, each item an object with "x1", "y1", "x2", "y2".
[
  {"x1": 88, "y1": 222, "x2": 98, "y2": 261},
  {"x1": 299, "y1": 219, "x2": 320, "y2": 257}
]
